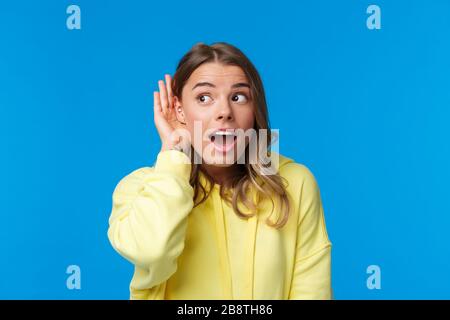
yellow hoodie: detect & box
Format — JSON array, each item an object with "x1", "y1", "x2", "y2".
[{"x1": 107, "y1": 150, "x2": 332, "y2": 300}]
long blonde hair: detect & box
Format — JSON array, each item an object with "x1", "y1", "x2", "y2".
[{"x1": 172, "y1": 42, "x2": 290, "y2": 229}]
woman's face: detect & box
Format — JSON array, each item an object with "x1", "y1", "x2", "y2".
[{"x1": 175, "y1": 62, "x2": 255, "y2": 166}]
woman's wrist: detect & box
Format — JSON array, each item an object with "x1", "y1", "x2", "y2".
[{"x1": 161, "y1": 143, "x2": 190, "y2": 155}]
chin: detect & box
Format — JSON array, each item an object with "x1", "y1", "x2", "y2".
[
  {"x1": 201, "y1": 154, "x2": 236, "y2": 166},
  {"x1": 209, "y1": 161, "x2": 235, "y2": 168}
]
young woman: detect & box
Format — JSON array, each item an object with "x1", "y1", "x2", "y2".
[{"x1": 107, "y1": 42, "x2": 333, "y2": 300}]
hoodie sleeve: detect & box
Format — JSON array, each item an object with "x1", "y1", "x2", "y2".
[
  {"x1": 107, "y1": 150, "x2": 194, "y2": 291},
  {"x1": 289, "y1": 165, "x2": 333, "y2": 300}
]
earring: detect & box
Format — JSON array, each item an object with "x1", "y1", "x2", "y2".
[{"x1": 176, "y1": 107, "x2": 186, "y2": 125}]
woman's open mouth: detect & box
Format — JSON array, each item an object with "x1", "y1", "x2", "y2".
[{"x1": 209, "y1": 129, "x2": 237, "y2": 153}]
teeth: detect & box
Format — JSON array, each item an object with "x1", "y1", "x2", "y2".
[
  {"x1": 209, "y1": 130, "x2": 236, "y2": 138},
  {"x1": 215, "y1": 131, "x2": 235, "y2": 136},
  {"x1": 210, "y1": 130, "x2": 237, "y2": 144}
]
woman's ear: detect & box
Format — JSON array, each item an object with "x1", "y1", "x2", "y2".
[{"x1": 173, "y1": 96, "x2": 186, "y2": 125}]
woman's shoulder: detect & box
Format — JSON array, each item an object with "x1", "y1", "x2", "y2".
[
  {"x1": 277, "y1": 153, "x2": 318, "y2": 184},
  {"x1": 275, "y1": 153, "x2": 322, "y2": 201},
  {"x1": 112, "y1": 166, "x2": 154, "y2": 196},
  {"x1": 119, "y1": 166, "x2": 154, "y2": 183}
]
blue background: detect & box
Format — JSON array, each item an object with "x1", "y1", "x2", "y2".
[{"x1": 1, "y1": 0, "x2": 449, "y2": 299}]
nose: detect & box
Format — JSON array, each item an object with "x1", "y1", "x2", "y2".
[{"x1": 216, "y1": 100, "x2": 233, "y2": 122}]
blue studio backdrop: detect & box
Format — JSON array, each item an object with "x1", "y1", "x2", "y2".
[{"x1": 1, "y1": 0, "x2": 449, "y2": 299}]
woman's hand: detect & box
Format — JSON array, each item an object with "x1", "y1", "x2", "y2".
[{"x1": 153, "y1": 74, "x2": 189, "y2": 152}]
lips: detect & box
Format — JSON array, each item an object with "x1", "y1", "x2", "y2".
[{"x1": 208, "y1": 128, "x2": 237, "y2": 153}]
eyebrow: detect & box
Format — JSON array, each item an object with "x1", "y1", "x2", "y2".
[{"x1": 191, "y1": 82, "x2": 250, "y2": 91}]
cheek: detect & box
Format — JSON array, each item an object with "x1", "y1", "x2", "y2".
[
  {"x1": 183, "y1": 101, "x2": 212, "y2": 123},
  {"x1": 236, "y1": 107, "x2": 255, "y2": 129},
  {"x1": 182, "y1": 107, "x2": 211, "y2": 147}
]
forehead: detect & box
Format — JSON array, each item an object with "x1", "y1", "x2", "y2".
[{"x1": 187, "y1": 62, "x2": 248, "y2": 86}]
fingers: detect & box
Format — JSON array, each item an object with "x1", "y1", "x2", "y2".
[
  {"x1": 158, "y1": 80, "x2": 168, "y2": 117},
  {"x1": 153, "y1": 91, "x2": 161, "y2": 116},
  {"x1": 165, "y1": 74, "x2": 174, "y2": 109}
]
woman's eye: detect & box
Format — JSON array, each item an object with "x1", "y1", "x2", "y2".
[
  {"x1": 197, "y1": 94, "x2": 213, "y2": 104},
  {"x1": 231, "y1": 93, "x2": 248, "y2": 103}
]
